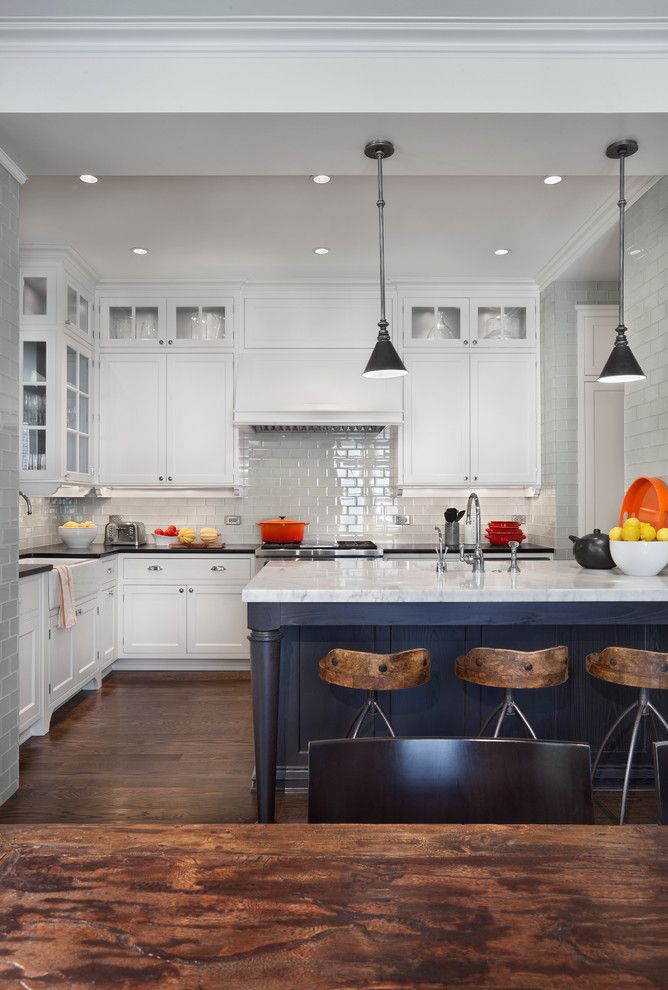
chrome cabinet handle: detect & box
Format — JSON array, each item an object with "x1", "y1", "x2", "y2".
[
  {"x1": 168, "y1": 340, "x2": 173, "y2": 345},
  {"x1": 147, "y1": 565, "x2": 163, "y2": 571},
  {"x1": 167, "y1": 476, "x2": 173, "y2": 481},
  {"x1": 211, "y1": 565, "x2": 227, "y2": 572},
  {"x1": 159, "y1": 339, "x2": 164, "y2": 345},
  {"x1": 159, "y1": 476, "x2": 164, "y2": 481},
  {"x1": 188, "y1": 587, "x2": 194, "y2": 593},
  {"x1": 463, "y1": 339, "x2": 469, "y2": 345},
  {"x1": 473, "y1": 475, "x2": 478, "y2": 481},
  {"x1": 106, "y1": 567, "x2": 113, "y2": 574},
  {"x1": 464, "y1": 475, "x2": 469, "y2": 481},
  {"x1": 179, "y1": 587, "x2": 184, "y2": 593},
  {"x1": 471, "y1": 339, "x2": 478, "y2": 345}
]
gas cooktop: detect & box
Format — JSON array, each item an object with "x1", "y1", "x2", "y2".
[{"x1": 255, "y1": 540, "x2": 382, "y2": 559}]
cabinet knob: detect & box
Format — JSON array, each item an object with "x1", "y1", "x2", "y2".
[
  {"x1": 147, "y1": 565, "x2": 163, "y2": 571},
  {"x1": 211, "y1": 565, "x2": 227, "y2": 572},
  {"x1": 463, "y1": 340, "x2": 469, "y2": 346},
  {"x1": 167, "y1": 476, "x2": 173, "y2": 481},
  {"x1": 168, "y1": 340, "x2": 173, "y2": 346},
  {"x1": 159, "y1": 339, "x2": 164, "y2": 345},
  {"x1": 106, "y1": 567, "x2": 113, "y2": 573},
  {"x1": 159, "y1": 476, "x2": 164, "y2": 481},
  {"x1": 471, "y1": 339, "x2": 478, "y2": 346},
  {"x1": 464, "y1": 475, "x2": 468, "y2": 481},
  {"x1": 108, "y1": 589, "x2": 114, "y2": 597},
  {"x1": 179, "y1": 587, "x2": 184, "y2": 593},
  {"x1": 188, "y1": 587, "x2": 194, "y2": 593},
  {"x1": 473, "y1": 475, "x2": 478, "y2": 481}
]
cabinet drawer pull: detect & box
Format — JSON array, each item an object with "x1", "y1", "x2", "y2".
[
  {"x1": 211, "y1": 565, "x2": 227, "y2": 572},
  {"x1": 147, "y1": 565, "x2": 163, "y2": 571}
]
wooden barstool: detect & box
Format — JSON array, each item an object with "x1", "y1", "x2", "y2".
[
  {"x1": 587, "y1": 647, "x2": 668, "y2": 824},
  {"x1": 319, "y1": 648, "x2": 430, "y2": 738},
  {"x1": 456, "y1": 646, "x2": 569, "y2": 739}
]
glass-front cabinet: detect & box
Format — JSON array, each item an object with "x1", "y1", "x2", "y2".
[
  {"x1": 403, "y1": 298, "x2": 470, "y2": 348},
  {"x1": 470, "y1": 299, "x2": 536, "y2": 347},
  {"x1": 64, "y1": 341, "x2": 92, "y2": 479},
  {"x1": 166, "y1": 298, "x2": 233, "y2": 347},
  {"x1": 65, "y1": 281, "x2": 93, "y2": 340},
  {"x1": 21, "y1": 267, "x2": 58, "y2": 325},
  {"x1": 99, "y1": 298, "x2": 166, "y2": 346}
]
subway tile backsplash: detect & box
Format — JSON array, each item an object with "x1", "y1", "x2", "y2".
[{"x1": 20, "y1": 428, "x2": 550, "y2": 549}]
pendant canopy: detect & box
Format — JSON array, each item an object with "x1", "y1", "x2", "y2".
[
  {"x1": 363, "y1": 140, "x2": 407, "y2": 379},
  {"x1": 597, "y1": 139, "x2": 645, "y2": 384}
]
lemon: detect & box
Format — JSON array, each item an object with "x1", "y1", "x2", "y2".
[
  {"x1": 623, "y1": 516, "x2": 641, "y2": 529},
  {"x1": 641, "y1": 525, "x2": 657, "y2": 541},
  {"x1": 657, "y1": 528, "x2": 668, "y2": 542},
  {"x1": 62, "y1": 520, "x2": 78, "y2": 528},
  {"x1": 609, "y1": 527, "x2": 623, "y2": 541},
  {"x1": 623, "y1": 527, "x2": 640, "y2": 541}
]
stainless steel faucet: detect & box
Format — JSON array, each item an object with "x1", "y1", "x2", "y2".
[
  {"x1": 18, "y1": 491, "x2": 32, "y2": 516},
  {"x1": 459, "y1": 492, "x2": 484, "y2": 572}
]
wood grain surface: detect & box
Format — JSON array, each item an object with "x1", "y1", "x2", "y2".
[
  {"x1": 0, "y1": 823, "x2": 666, "y2": 989},
  {"x1": 587, "y1": 646, "x2": 668, "y2": 689},
  {"x1": 320, "y1": 647, "x2": 430, "y2": 690},
  {"x1": 456, "y1": 646, "x2": 569, "y2": 689}
]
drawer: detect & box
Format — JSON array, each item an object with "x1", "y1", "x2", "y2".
[
  {"x1": 99, "y1": 557, "x2": 118, "y2": 586},
  {"x1": 122, "y1": 554, "x2": 253, "y2": 585}
]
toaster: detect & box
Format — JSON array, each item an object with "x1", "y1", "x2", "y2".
[{"x1": 104, "y1": 516, "x2": 147, "y2": 547}]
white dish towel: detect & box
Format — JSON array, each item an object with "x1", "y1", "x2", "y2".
[{"x1": 54, "y1": 564, "x2": 77, "y2": 629}]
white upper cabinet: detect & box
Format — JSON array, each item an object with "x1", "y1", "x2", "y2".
[
  {"x1": 166, "y1": 353, "x2": 234, "y2": 485},
  {"x1": 402, "y1": 352, "x2": 471, "y2": 485},
  {"x1": 98, "y1": 353, "x2": 167, "y2": 485},
  {"x1": 64, "y1": 279, "x2": 93, "y2": 341},
  {"x1": 243, "y1": 286, "x2": 385, "y2": 349},
  {"x1": 99, "y1": 297, "x2": 167, "y2": 347},
  {"x1": 402, "y1": 297, "x2": 470, "y2": 348},
  {"x1": 470, "y1": 352, "x2": 538, "y2": 484},
  {"x1": 64, "y1": 337, "x2": 93, "y2": 482},
  {"x1": 166, "y1": 298, "x2": 234, "y2": 348},
  {"x1": 470, "y1": 298, "x2": 536, "y2": 348},
  {"x1": 21, "y1": 267, "x2": 58, "y2": 326},
  {"x1": 20, "y1": 251, "x2": 96, "y2": 340}
]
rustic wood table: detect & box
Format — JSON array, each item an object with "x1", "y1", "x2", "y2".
[{"x1": 1, "y1": 824, "x2": 666, "y2": 989}]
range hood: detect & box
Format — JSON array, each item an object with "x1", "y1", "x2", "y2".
[{"x1": 234, "y1": 351, "x2": 403, "y2": 430}]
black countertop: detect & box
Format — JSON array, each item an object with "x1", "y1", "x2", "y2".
[
  {"x1": 20, "y1": 543, "x2": 259, "y2": 562},
  {"x1": 19, "y1": 561, "x2": 54, "y2": 578}
]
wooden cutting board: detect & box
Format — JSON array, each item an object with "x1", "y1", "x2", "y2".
[{"x1": 168, "y1": 542, "x2": 226, "y2": 549}]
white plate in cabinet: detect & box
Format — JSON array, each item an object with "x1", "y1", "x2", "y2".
[
  {"x1": 470, "y1": 352, "x2": 538, "y2": 484},
  {"x1": 402, "y1": 352, "x2": 471, "y2": 485},
  {"x1": 402, "y1": 297, "x2": 470, "y2": 348},
  {"x1": 122, "y1": 585, "x2": 188, "y2": 656},
  {"x1": 99, "y1": 353, "x2": 167, "y2": 485},
  {"x1": 470, "y1": 299, "x2": 536, "y2": 348},
  {"x1": 122, "y1": 555, "x2": 252, "y2": 584},
  {"x1": 185, "y1": 586, "x2": 249, "y2": 658}
]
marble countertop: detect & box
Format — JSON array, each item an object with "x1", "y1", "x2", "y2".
[{"x1": 243, "y1": 557, "x2": 668, "y2": 603}]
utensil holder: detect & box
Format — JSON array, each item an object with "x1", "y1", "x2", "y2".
[{"x1": 445, "y1": 521, "x2": 460, "y2": 547}]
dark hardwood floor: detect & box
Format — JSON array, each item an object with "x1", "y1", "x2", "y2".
[{"x1": 0, "y1": 672, "x2": 660, "y2": 824}]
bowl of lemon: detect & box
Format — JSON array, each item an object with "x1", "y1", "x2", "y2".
[
  {"x1": 609, "y1": 517, "x2": 668, "y2": 576},
  {"x1": 58, "y1": 520, "x2": 98, "y2": 549}
]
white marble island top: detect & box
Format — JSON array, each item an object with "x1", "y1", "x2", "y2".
[{"x1": 243, "y1": 557, "x2": 668, "y2": 603}]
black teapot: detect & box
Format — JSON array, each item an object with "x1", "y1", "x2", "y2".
[{"x1": 569, "y1": 529, "x2": 615, "y2": 569}]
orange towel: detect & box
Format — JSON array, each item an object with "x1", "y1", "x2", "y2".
[{"x1": 54, "y1": 564, "x2": 76, "y2": 629}]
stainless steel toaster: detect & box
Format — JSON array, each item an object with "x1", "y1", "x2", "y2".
[{"x1": 104, "y1": 515, "x2": 147, "y2": 547}]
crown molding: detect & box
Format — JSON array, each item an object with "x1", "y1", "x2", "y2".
[
  {"x1": 0, "y1": 144, "x2": 26, "y2": 184},
  {"x1": 2, "y1": 17, "x2": 668, "y2": 55},
  {"x1": 535, "y1": 175, "x2": 661, "y2": 290}
]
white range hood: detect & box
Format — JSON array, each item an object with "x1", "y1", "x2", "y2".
[{"x1": 234, "y1": 351, "x2": 403, "y2": 429}]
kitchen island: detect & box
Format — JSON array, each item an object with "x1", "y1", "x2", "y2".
[{"x1": 243, "y1": 558, "x2": 668, "y2": 823}]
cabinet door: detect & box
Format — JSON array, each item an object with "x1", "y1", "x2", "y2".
[
  {"x1": 98, "y1": 353, "x2": 167, "y2": 485},
  {"x1": 63, "y1": 338, "x2": 93, "y2": 481},
  {"x1": 402, "y1": 297, "x2": 470, "y2": 348},
  {"x1": 99, "y1": 298, "x2": 166, "y2": 346},
  {"x1": 49, "y1": 616, "x2": 75, "y2": 707},
  {"x1": 470, "y1": 352, "x2": 538, "y2": 484},
  {"x1": 471, "y1": 299, "x2": 536, "y2": 347},
  {"x1": 64, "y1": 281, "x2": 92, "y2": 341},
  {"x1": 186, "y1": 586, "x2": 249, "y2": 658},
  {"x1": 166, "y1": 353, "x2": 233, "y2": 485},
  {"x1": 167, "y1": 298, "x2": 233, "y2": 348},
  {"x1": 21, "y1": 267, "x2": 58, "y2": 325},
  {"x1": 73, "y1": 598, "x2": 97, "y2": 685},
  {"x1": 20, "y1": 334, "x2": 58, "y2": 483},
  {"x1": 18, "y1": 614, "x2": 40, "y2": 733},
  {"x1": 122, "y1": 585, "x2": 187, "y2": 656},
  {"x1": 583, "y1": 380, "x2": 624, "y2": 533},
  {"x1": 98, "y1": 587, "x2": 117, "y2": 670},
  {"x1": 402, "y1": 352, "x2": 471, "y2": 486},
  {"x1": 581, "y1": 310, "x2": 618, "y2": 377}
]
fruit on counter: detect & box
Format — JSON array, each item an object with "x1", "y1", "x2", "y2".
[
  {"x1": 62, "y1": 520, "x2": 95, "y2": 528},
  {"x1": 608, "y1": 527, "x2": 623, "y2": 541},
  {"x1": 154, "y1": 525, "x2": 179, "y2": 537},
  {"x1": 658, "y1": 528, "x2": 668, "y2": 541},
  {"x1": 200, "y1": 527, "x2": 219, "y2": 545},
  {"x1": 610, "y1": 517, "x2": 661, "y2": 542},
  {"x1": 178, "y1": 527, "x2": 196, "y2": 545}
]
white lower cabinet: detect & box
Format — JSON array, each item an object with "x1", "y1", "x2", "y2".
[
  {"x1": 18, "y1": 577, "x2": 43, "y2": 736},
  {"x1": 49, "y1": 612, "x2": 76, "y2": 709},
  {"x1": 98, "y1": 585, "x2": 117, "y2": 672},
  {"x1": 123, "y1": 585, "x2": 188, "y2": 656},
  {"x1": 73, "y1": 597, "x2": 97, "y2": 684},
  {"x1": 186, "y1": 586, "x2": 248, "y2": 657}
]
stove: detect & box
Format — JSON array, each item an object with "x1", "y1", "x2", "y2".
[{"x1": 256, "y1": 540, "x2": 382, "y2": 559}]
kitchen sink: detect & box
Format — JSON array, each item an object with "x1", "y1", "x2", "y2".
[{"x1": 20, "y1": 557, "x2": 97, "y2": 609}]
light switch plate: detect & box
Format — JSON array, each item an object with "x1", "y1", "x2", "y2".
[{"x1": 225, "y1": 515, "x2": 241, "y2": 525}]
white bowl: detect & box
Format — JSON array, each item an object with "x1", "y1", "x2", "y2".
[
  {"x1": 610, "y1": 540, "x2": 668, "y2": 576},
  {"x1": 153, "y1": 533, "x2": 178, "y2": 547},
  {"x1": 58, "y1": 525, "x2": 98, "y2": 549}
]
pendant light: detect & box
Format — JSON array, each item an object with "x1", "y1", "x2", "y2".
[
  {"x1": 363, "y1": 140, "x2": 407, "y2": 379},
  {"x1": 597, "y1": 139, "x2": 645, "y2": 384}
]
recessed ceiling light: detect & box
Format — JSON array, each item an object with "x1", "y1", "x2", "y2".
[
  {"x1": 79, "y1": 174, "x2": 98, "y2": 184},
  {"x1": 493, "y1": 248, "x2": 510, "y2": 256},
  {"x1": 543, "y1": 175, "x2": 563, "y2": 185},
  {"x1": 132, "y1": 247, "x2": 148, "y2": 255},
  {"x1": 313, "y1": 247, "x2": 329, "y2": 255},
  {"x1": 312, "y1": 174, "x2": 331, "y2": 184},
  {"x1": 629, "y1": 248, "x2": 642, "y2": 256}
]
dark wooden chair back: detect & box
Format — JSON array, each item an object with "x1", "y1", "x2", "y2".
[
  {"x1": 456, "y1": 646, "x2": 568, "y2": 689},
  {"x1": 654, "y1": 741, "x2": 668, "y2": 825},
  {"x1": 587, "y1": 647, "x2": 668, "y2": 690},
  {"x1": 319, "y1": 647, "x2": 430, "y2": 692},
  {"x1": 308, "y1": 737, "x2": 593, "y2": 825}
]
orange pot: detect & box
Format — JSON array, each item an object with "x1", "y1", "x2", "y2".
[
  {"x1": 619, "y1": 477, "x2": 668, "y2": 530},
  {"x1": 257, "y1": 517, "x2": 309, "y2": 544}
]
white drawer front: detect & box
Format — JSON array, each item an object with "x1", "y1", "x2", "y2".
[
  {"x1": 122, "y1": 554, "x2": 252, "y2": 584},
  {"x1": 99, "y1": 557, "x2": 118, "y2": 586}
]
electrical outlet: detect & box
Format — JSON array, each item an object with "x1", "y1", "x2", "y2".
[
  {"x1": 395, "y1": 515, "x2": 412, "y2": 526},
  {"x1": 225, "y1": 515, "x2": 241, "y2": 526},
  {"x1": 512, "y1": 515, "x2": 527, "y2": 525}
]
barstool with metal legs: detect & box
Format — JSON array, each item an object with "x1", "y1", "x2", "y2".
[
  {"x1": 319, "y1": 648, "x2": 430, "y2": 738},
  {"x1": 455, "y1": 646, "x2": 569, "y2": 738},
  {"x1": 587, "y1": 647, "x2": 668, "y2": 824}
]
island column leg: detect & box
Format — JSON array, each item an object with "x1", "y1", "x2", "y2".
[{"x1": 249, "y1": 628, "x2": 283, "y2": 823}]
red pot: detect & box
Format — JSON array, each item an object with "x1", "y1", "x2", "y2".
[{"x1": 257, "y1": 517, "x2": 309, "y2": 544}]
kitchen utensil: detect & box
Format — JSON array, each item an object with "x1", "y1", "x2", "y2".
[
  {"x1": 444, "y1": 521, "x2": 460, "y2": 547},
  {"x1": 569, "y1": 529, "x2": 615, "y2": 569},
  {"x1": 257, "y1": 517, "x2": 309, "y2": 544},
  {"x1": 58, "y1": 525, "x2": 98, "y2": 549},
  {"x1": 619, "y1": 477, "x2": 668, "y2": 530},
  {"x1": 609, "y1": 540, "x2": 668, "y2": 577}
]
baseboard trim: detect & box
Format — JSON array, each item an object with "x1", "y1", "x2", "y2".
[{"x1": 112, "y1": 658, "x2": 250, "y2": 672}]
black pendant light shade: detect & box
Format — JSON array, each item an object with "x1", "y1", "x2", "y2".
[
  {"x1": 597, "y1": 325, "x2": 646, "y2": 383},
  {"x1": 363, "y1": 139, "x2": 407, "y2": 379},
  {"x1": 597, "y1": 139, "x2": 645, "y2": 384}
]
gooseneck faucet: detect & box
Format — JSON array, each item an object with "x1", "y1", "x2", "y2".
[
  {"x1": 460, "y1": 492, "x2": 484, "y2": 573},
  {"x1": 18, "y1": 491, "x2": 32, "y2": 516}
]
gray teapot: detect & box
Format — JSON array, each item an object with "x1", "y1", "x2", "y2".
[{"x1": 569, "y1": 529, "x2": 615, "y2": 569}]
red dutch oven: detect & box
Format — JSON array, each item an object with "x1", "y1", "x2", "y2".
[{"x1": 257, "y1": 516, "x2": 309, "y2": 544}]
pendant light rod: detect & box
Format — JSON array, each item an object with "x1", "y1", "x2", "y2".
[
  {"x1": 606, "y1": 139, "x2": 637, "y2": 331},
  {"x1": 366, "y1": 139, "x2": 394, "y2": 338}
]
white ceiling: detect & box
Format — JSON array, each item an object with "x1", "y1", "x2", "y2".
[{"x1": 20, "y1": 173, "x2": 624, "y2": 281}]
